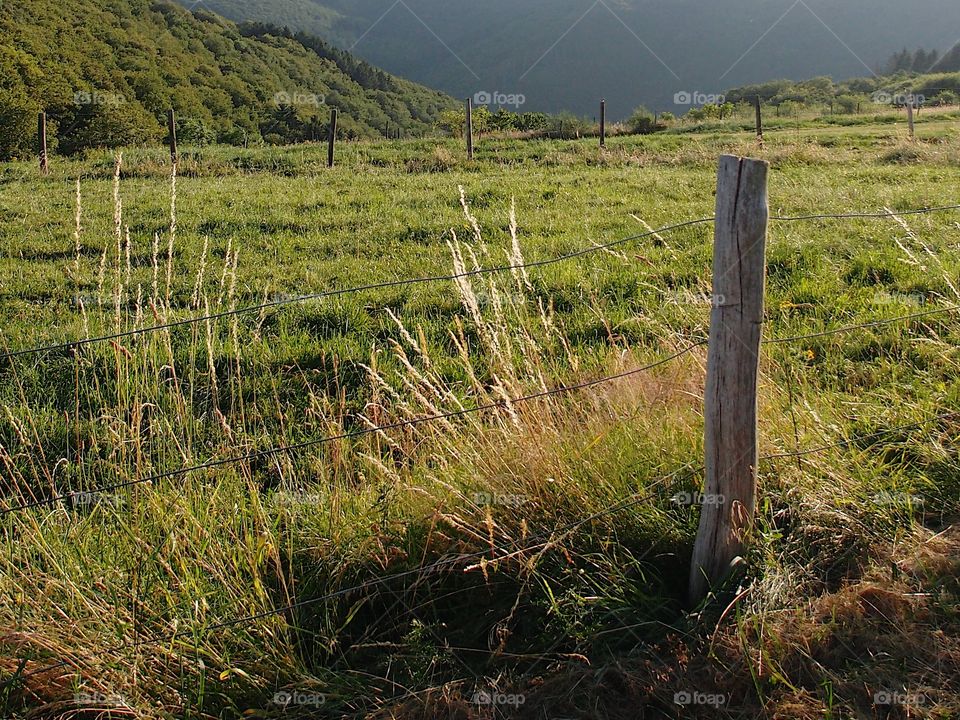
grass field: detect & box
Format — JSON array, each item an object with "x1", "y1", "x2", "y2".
[{"x1": 1, "y1": 108, "x2": 959, "y2": 719}]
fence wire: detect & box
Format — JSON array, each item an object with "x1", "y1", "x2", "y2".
[{"x1": 2, "y1": 202, "x2": 958, "y2": 362}]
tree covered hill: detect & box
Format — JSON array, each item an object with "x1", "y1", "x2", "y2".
[
  {"x1": 178, "y1": 0, "x2": 960, "y2": 117},
  {"x1": 0, "y1": 0, "x2": 455, "y2": 158}
]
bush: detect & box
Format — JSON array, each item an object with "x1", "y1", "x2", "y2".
[
  {"x1": 0, "y1": 88, "x2": 38, "y2": 160},
  {"x1": 58, "y1": 103, "x2": 161, "y2": 154},
  {"x1": 515, "y1": 112, "x2": 549, "y2": 132},
  {"x1": 628, "y1": 105, "x2": 655, "y2": 133},
  {"x1": 177, "y1": 117, "x2": 217, "y2": 146}
]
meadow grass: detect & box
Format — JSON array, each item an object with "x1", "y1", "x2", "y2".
[{"x1": 0, "y1": 112, "x2": 958, "y2": 718}]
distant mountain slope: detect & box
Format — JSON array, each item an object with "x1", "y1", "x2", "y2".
[
  {"x1": 0, "y1": 0, "x2": 454, "y2": 158},
  {"x1": 185, "y1": 0, "x2": 960, "y2": 117},
  {"x1": 932, "y1": 42, "x2": 960, "y2": 72}
]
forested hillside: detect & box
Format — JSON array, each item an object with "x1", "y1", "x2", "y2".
[
  {"x1": 0, "y1": 0, "x2": 454, "y2": 158},
  {"x1": 178, "y1": 0, "x2": 960, "y2": 116}
]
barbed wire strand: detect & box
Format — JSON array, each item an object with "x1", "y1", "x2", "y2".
[
  {"x1": 5, "y1": 299, "x2": 959, "y2": 517},
  {"x1": 0, "y1": 341, "x2": 708, "y2": 516},
  {"x1": 0, "y1": 218, "x2": 716, "y2": 362},
  {"x1": 770, "y1": 204, "x2": 960, "y2": 222},
  {"x1": 763, "y1": 305, "x2": 960, "y2": 344},
  {"x1": 13, "y1": 403, "x2": 959, "y2": 682},
  {"x1": 760, "y1": 409, "x2": 960, "y2": 461},
  {"x1": 7, "y1": 464, "x2": 699, "y2": 682},
  {"x1": 4, "y1": 202, "x2": 959, "y2": 362}
]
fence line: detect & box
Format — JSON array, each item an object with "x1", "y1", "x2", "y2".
[
  {"x1": 770, "y1": 204, "x2": 960, "y2": 221},
  {"x1": 3, "y1": 299, "x2": 958, "y2": 517},
  {"x1": 760, "y1": 409, "x2": 960, "y2": 461},
  {"x1": 11, "y1": 400, "x2": 957, "y2": 681},
  {"x1": 0, "y1": 217, "x2": 717, "y2": 362},
  {"x1": 5, "y1": 158, "x2": 960, "y2": 686},
  {"x1": 7, "y1": 464, "x2": 698, "y2": 682},
  {"x1": 6, "y1": 289, "x2": 958, "y2": 518},
  {"x1": 0, "y1": 341, "x2": 708, "y2": 516},
  {"x1": 763, "y1": 305, "x2": 959, "y2": 344},
  {"x1": 3, "y1": 202, "x2": 960, "y2": 363}
]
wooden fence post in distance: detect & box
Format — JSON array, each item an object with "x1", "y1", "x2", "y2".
[
  {"x1": 906, "y1": 99, "x2": 915, "y2": 141},
  {"x1": 754, "y1": 95, "x2": 763, "y2": 143},
  {"x1": 466, "y1": 98, "x2": 474, "y2": 160},
  {"x1": 167, "y1": 109, "x2": 178, "y2": 165},
  {"x1": 328, "y1": 108, "x2": 338, "y2": 168},
  {"x1": 38, "y1": 112, "x2": 48, "y2": 175},
  {"x1": 600, "y1": 98, "x2": 606, "y2": 148},
  {"x1": 689, "y1": 155, "x2": 769, "y2": 604}
]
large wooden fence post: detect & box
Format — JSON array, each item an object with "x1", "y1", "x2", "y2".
[
  {"x1": 167, "y1": 109, "x2": 178, "y2": 165},
  {"x1": 600, "y1": 99, "x2": 606, "y2": 148},
  {"x1": 328, "y1": 108, "x2": 338, "y2": 168},
  {"x1": 466, "y1": 98, "x2": 474, "y2": 160},
  {"x1": 38, "y1": 112, "x2": 48, "y2": 175},
  {"x1": 689, "y1": 155, "x2": 769, "y2": 604}
]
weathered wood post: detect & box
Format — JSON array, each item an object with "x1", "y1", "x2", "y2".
[
  {"x1": 38, "y1": 112, "x2": 48, "y2": 175},
  {"x1": 689, "y1": 155, "x2": 769, "y2": 604},
  {"x1": 328, "y1": 108, "x2": 338, "y2": 168},
  {"x1": 754, "y1": 96, "x2": 763, "y2": 142},
  {"x1": 167, "y1": 109, "x2": 178, "y2": 165},
  {"x1": 465, "y1": 98, "x2": 474, "y2": 160},
  {"x1": 600, "y1": 98, "x2": 606, "y2": 147},
  {"x1": 906, "y1": 99, "x2": 915, "y2": 141}
]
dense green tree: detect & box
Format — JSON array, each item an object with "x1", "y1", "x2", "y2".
[
  {"x1": 0, "y1": 87, "x2": 39, "y2": 159},
  {"x1": 0, "y1": 0, "x2": 455, "y2": 158}
]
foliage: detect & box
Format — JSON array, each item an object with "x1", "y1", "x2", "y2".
[
  {"x1": 0, "y1": 0, "x2": 455, "y2": 159},
  {"x1": 2, "y1": 116, "x2": 960, "y2": 718},
  {"x1": 723, "y1": 71, "x2": 960, "y2": 114}
]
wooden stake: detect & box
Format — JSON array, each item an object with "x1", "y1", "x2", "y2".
[
  {"x1": 689, "y1": 155, "x2": 769, "y2": 604},
  {"x1": 167, "y1": 109, "x2": 178, "y2": 165},
  {"x1": 600, "y1": 99, "x2": 606, "y2": 148},
  {"x1": 465, "y1": 98, "x2": 474, "y2": 160},
  {"x1": 328, "y1": 108, "x2": 338, "y2": 168},
  {"x1": 906, "y1": 100, "x2": 915, "y2": 141},
  {"x1": 754, "y1": 96, "x2": 763, "y2": 143},
  {"x1": 38, "y1": 112, "x2": 48, "y2": 175}
]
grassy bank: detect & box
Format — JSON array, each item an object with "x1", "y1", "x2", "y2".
[{"x1": 1, "y1": 115, "x2": 959, "y2": 718}]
